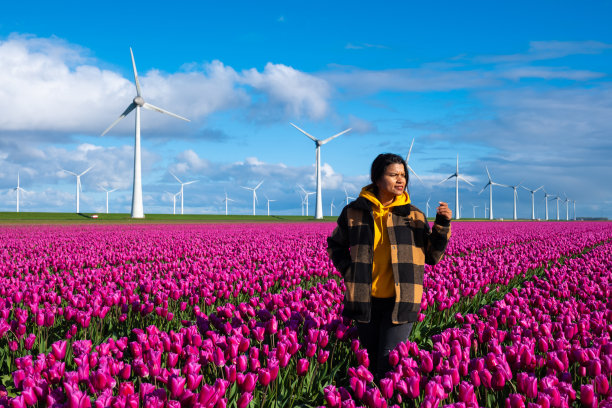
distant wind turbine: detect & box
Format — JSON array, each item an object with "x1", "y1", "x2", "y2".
[
  {"x1": 563, "y1": 194, "x2": 570, "y2": 221},
  {"x1": 298, "y1": 185, "x2": 315, "y2": 217},
  {"x1": 521, "y1": 185, "x2": 544, "y2": 220},
  {"x1": 553, "y1": 195, "x2": 561, "y2": 220},
  {"x1": 169, "y1": 172, "x2": 198, "y2": 215},
  {"x1": 102, "y1": 48, "x2": 190, "y2": 219},
  {"x1": 330, "y1": 199, "x2": 336, "y2": 217},
  {"x1": 344, "y1": 186, "x2": 356, "y2": 206},
  {"x1": 543, "y1": 190, "x2": 555, "y2": 221},
  {"x1": 99, "y1": 186, "x2": 118, "y2": 214},
  {"x1": 479, "y1": 166, "x2": 508, "y2": 220},
  {"x1": 290, "y1": 123, "x2": 351, "y2": 219},
  {"x1": 439, "y1": 155, "x2": 474, "y2": 220},
  {"x1": 14, "y1": 172, "x2": 27, "y2": 213},
  {"x1": 264, "y1": 194, "x2": 276, "y2": 216},
  {"x1": 241, "y1": 180, "x2": 264, "y2": 216},
  {"x1": 405, "y1": 138, "x2": 424, "y2": 186},
  {"x1": 472, "y1": 204, "x2": 479, "y2": 219},
  {"x1": 425, "y1": 196, "x2": 431, "y2": 219},
  {"x1": 62, "y1": 166, "x2": 94, "y2": 213},
  {"x1": 223, "y1": 192, "x2": 235, "y2": 216},
  {"x1": 506, "y1": 181, "x2": 523, "y2": 220}
]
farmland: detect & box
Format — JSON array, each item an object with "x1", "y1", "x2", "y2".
[{"x1": 0, "y1": 221, "x2": 611, "y2": 407}]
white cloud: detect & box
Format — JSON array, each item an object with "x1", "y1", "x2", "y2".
[{"x1": 240, "y1": 63, "x2": 331, "y2": 119}]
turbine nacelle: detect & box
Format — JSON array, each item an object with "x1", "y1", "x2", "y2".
[{"x1": 134, "y1": 96, "x2": 145, "y2": 106}]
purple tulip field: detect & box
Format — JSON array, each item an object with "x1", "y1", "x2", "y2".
[{"x1": 0, "y1": 222, "x2": 611, "y2": 408}]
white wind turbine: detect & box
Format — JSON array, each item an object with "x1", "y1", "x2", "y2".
[
  {"x1": 290, "y1": 123, "x2": 351, "y2": 219},
  {"x1": 425, "y1": 196, "x2": 431, "y2": 219},
  {"x1": 479, "y1": 166, "x2": 509, "y2": 220},
  {"x1": 298, "y1": 185, "x2": 315, "y2": 217},
  {"x1": 484, "y1": 203, "x2": 489, "y2": 219},
  {"x1": 472, "y1": 204, "x2": 479, "y2": 219},
  {"x1": 297, "y1": 189, "x2": 305, "y2": 216},
  {"x1": 405, "y1": 138, "x2": 424, "y2": 186},
  {"x1": 264, "y1": 194, "x2": 276, "y2": 216},
  {"x1": 521, "y1": 185, "x2": 544, "y2": 220},
  {"x1": 543, "y1": 190, "x2": 555, "y2": 221},
  {"x1": 241, "y1": 180, "x2": 264, "y2": 216},
  {"x1": 553, "y1": 195, "x2": 561, "y2": 220},
  {"x1": 164, "y1": 191, "x2": 180, "y2": 215},
  {"x1": 14, "y1": 172, "x2": 27, "y2": 213},
  {"x1": 102, "y1": 48, "x2": 190, "y2": 219},
  {"x1": 506, "y1": 181, "x2": 523, "y2": 220},
  {"x1": 344, "y1": 186, "x2": 356, "y2": 206},
  {"x1": 439, "y1": 155, "x2": 474, "y2": 220},
  {"x1": 62, "y1": 166, "x2": 94, "y2": 213},
  {"x1": 563, "y1": 194, "x2": 570, "y2": 221},
  {"x1": 330, "y1": 199, "x2": 336, "y2": 217},
  {"x1": 169, "y1": 172, "x2": 198, "y2": 215},
  {"x1": 572, "y1": 200, "x2": 576, "y2": 220},
  {"x1": 99, "y1": 186, "x2": 118, "y2": 214},
  {"x1": 223, "y1": 192, "x2": 235, "y2": 216}
]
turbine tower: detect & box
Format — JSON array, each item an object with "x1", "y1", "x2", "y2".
[
  {"x1": 553, "y1": 195, "x2": 561, "y2": 220},
  {"x1": 169, "y1": 172, "x2": 198, "y2": 215},
  {"x1": 62, "y1": 166, "x2": 94, "y2": 213},
  {"x1": 102, "y1": 48, "x2": 190, "y2": 219},
  {"x1": 264, "y1": 194, "x2": 276, "y2": 216},
  {"x1": 472, "y1": 204, "x2": 479, "y2": 219},
  {"x1": 543, "y1": 190, "x2": 555, "y2": 221},
  {"x1": 99, "y1": 186, "x2": 118, "y2": 214},
  {"x1": 521, "y1": 185, "x2": 544, "y2": 220},
  {"x1": 14, "y1": 172, "x2": 27, "y2": 213},
  {"x1": 479, "y1": 166, "x2": 508, "y2": 220},
  {"x1": 426, "y1": 196, "x2": 431, "y2": 219},
  {"x1": 405, "y1": 138, "x2": 424, "y2": 186},
  {"x1": 563, "y1": 194, "x2": 570, "y2": 221},
  {"x1": 506, "y1": 181, "x2": 523, "y2": 220},
  {"x1": 241, "y1": 180, "x2": 264, "y2": 216},
  {"x1": 439, "y1": 155, "x2": 473, "y2": 220},
  {"x1": 290, "y1": 123, "x2": 351, "y2": 219},
  {"x1": 223, "y1": 192, "x2": 235, "y2": 216},
  {"x1": 330, "y1": 199, "x2": 336, "y2": 217},
  {"x1": 298, "y1": 185, "x2": 315, "y2": 217}
]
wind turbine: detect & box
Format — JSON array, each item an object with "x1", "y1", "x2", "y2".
[
  {"x1": 290, "y1": 123, "x2": 351, "y2": 219},
  {"x1": 405, "y1": 138, "x2": 424, "y2": 186},
  {"x1": 472, "y1": 204, "x2": 479, "y2": 219},
  {"x1": 62, "y1": 166, "x2": 94, "y2": 213},
  {"x1": 572, "y1": 200, "x2": 576, "y2": 221},
  {"x1": 553, "y1": 195, "x2": 561, "y2": 220},
  {"x1": 298, "y1": 185, "x2": 315, "y2": 217},
  {"x1": 169, "y1": 172, "x2": 198, "y2": 215},
  {"x1": 101, "y1": 48, "x2": 190, "y2": 219},
  {"x1": 543, "y1": 190, "x2": 555, "y2": 221},
  {"x1": 479, "y1": 166, "x2": 508, "y2": 220},
  {"x1": 484, "y1": 203, "x2": 489, "y2": 219},
  {"x1": 99, "y1": 186, "x2": 118, "y2": 214},
  {"x1": 425, "y1": 196, "x2": 431, "y2": 219},
  {"x1": 264, "y1": 194, "x2": 276, "y2": 216},
  {"x1": 521, "y1": 185, "x2": 544, "y2": 220},
  {"x1": 14, "y1": 172, "x2": 27, "y2": 213},
  {"x1": 506, "y1": 181, "x2": 523, "y2": 220},
  {"x1": 223, "y1": 192, "x2": 235, "y2": 216},
  {"x1": 563, "y1": 194, "x2": 570, "y2": 221},
  {"x1": 344, "y1": 186, "x2": 356, "y2": 206},
  {"x1": 330, "y1": 199, "x2": 336, "y2": 217},
  {"x1": 241, "y1": 180, "x2": 264, "y2": 216},
  {"x1": 439, "y1": 155, "x2": 473, "y2": 220}
]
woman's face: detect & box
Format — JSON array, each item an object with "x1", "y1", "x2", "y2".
[{"x1": 376, "y1": 163, "x2": 406, "y2": 197}]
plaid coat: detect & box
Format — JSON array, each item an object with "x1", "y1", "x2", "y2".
[{"x1": 327, "y1": 197, "x2": 451, "y2": 324}]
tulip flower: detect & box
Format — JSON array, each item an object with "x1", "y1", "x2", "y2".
[
  {"x1": 297, "y1": 358, "x2": 310, "y2": 377},
  {"x1": 51, "y1": 340, "x2": 67, "y2": 360}
]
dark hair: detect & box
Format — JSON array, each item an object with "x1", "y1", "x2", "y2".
[{"x1": 370, "y1": 153, "x2": 409, "y2": 195}]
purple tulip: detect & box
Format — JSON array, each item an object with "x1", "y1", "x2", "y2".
[
  {"x1": 237, "y1": 392, "x2": 253, "y2": 408},
  {"x1": 324, "y1": 385, "x2": 341, "y2": 408},
  {"x1": 379, "y1": 378, "x2": 394, "y2": 400},
  {"x1": 51, "y1": 340, "x2": 67, "y2": 360},
  {"x1": 505, "y1": 394, "x2": 525, "y2": 408},
  {"x1": 297, "y1": 358, "x2": 309, "y2": 376}
]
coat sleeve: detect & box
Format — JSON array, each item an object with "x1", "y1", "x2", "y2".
[
  {"x1": 424, "y1": 213, "x2": 451, "y2": 265},
  {"x1": 327, "y1": 207, "x2": 351, "y2": 275}
]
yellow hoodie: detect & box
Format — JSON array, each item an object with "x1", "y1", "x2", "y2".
[{"x1": 359, "y1": 185, "x2": 411, "y2": 298}]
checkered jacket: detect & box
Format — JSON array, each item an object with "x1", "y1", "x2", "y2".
[{"x1": 327, "y1": 197, "x2": 451, "y2": 324}]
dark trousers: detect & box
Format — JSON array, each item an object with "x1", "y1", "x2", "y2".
[{"x1": 356, "y1": 297, "x2": 414, "y2": 379}]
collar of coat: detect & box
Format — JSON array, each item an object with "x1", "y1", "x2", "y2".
[{"x1": 347, "y1": 196, "x2": 413, "y2": 217}]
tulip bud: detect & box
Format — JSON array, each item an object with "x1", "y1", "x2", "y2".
[{"x1": 297, "y1": 358, "x2": 309, "y2": 376}]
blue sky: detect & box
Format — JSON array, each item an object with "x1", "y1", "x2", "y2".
[{"x1": 1, "y1": 0, "x2": 611, "y2": 218}]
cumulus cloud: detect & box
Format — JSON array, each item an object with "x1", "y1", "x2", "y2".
[{"x1": 240, "y1": 63, "x2": 331, "y2": 120}]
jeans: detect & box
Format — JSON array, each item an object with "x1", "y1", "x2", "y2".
[{"x1": 356, "y1": 297, "x2": 414, "y2": 379}]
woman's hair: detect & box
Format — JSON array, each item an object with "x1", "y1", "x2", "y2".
[{"x1": 370, "y1": 153, "x2": 409, "y2": 195}]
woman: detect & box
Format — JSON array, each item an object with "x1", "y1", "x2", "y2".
[{"x1": 327, "y1": 153, "x2": 452, "y2": 378}]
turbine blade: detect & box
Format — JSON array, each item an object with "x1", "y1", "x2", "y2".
[
  {"x1": 534, "y1": 186, "x2": 544, "y2": 192},
  {"x1": 320, "y1": 128, "x2": 351, "y2": 145},
  {"x1": 458, "y1": 175, "x2": 474, "y2": 186},
  {"x1": 79, "y1": 165, "x2": 95, "y2": 176},
  {"x1": 406, "y1": 138, "x2": 415, "y2": 163},
  {"x1": 485, "y1": 166, "x2": 492, "y2": 181},
  {"x1": 143, "y1": 103, "x2": 190, "y2": 122},
  {"x1": 169, "y1": 171, "x2": 182, "y2": 184},
  {"x1": 130, "y1": 48, "x2": 142, "y2": 97},
  {"x1": 255, "y1": 180, "x2": 264, "y2": 190},
  {"x1": 62, "y1": 169, "x2": 77, "y2": 176},
  {"x1": 407, "y1": 165, "x2": 424, "y2": 185},
  {"x1": 290, "y1": 123, "x2": 318, "y2": 143},
  {"x1": 110, "y1": 188, "x2": 118, "y2": 193},
  {"x1": 240, "y1": 186, "x2": 251, "y2": 191},
  {"x1": 478, "y1": 183, "x2": 490, "y2": 195},
  {"x1": 101, "y1": 103, "x2": 137, "y2": 136},
  {"x1": 437, "y1": 175, "x2": 455, "y2": 185},
  {"x1": 183, "y1": 180, "x2": 198, "y2": 186}
]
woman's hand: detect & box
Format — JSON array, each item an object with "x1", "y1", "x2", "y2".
[{"x1": 437, "y1": 202, "x2": 452, "y2": 220}]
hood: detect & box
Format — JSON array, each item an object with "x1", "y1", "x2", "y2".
[{"x1": 359, "y1": 184, "x2": 411, "y2": 211}]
